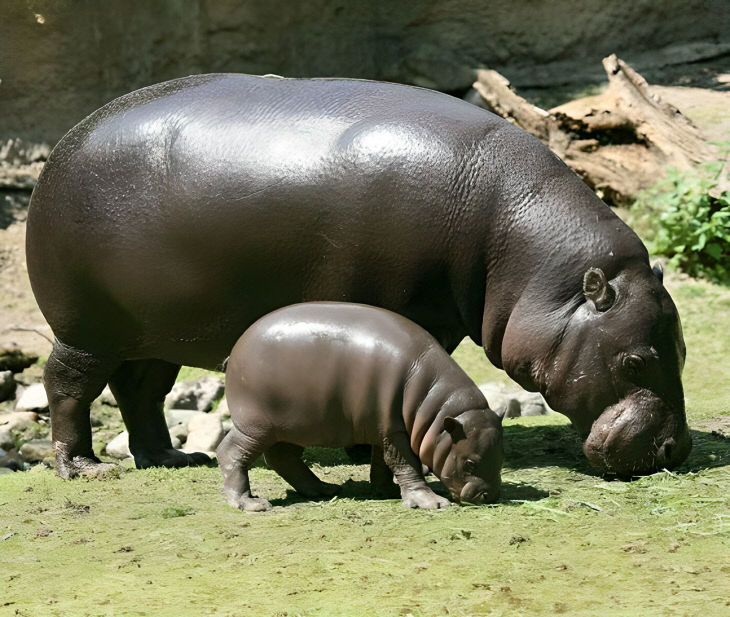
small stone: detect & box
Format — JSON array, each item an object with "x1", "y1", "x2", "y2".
[
  {"x1": 105, "y1": 431, "x2": 131, "y2": 460},
  {"x1": 0, "y1": 347, "x2": 38, "y2": 373},
  {"x1": 18, "y1": 439, "x2": 54, "y2": 463},
  {"x1": 99, "y1": 386, "x2": 118, "y2": 407},
  {"x1": 0, "y1": 410, "x2": 39, "y2": 432},
  {"x1": 0, "y1": 371, "x2": 16, "y2": 402},
  {"x1": 164, "y1": 408, "x2": 204, "y2": 429},
  {"x1": 15, "y1": 384, "x2": 48, "y2": 412},
  {"x1": 183, "y1": 412, "x2": 224, "y2": 453},
  {"x1": 164, "y1": 377, "x2": 224, "y2": 412}
]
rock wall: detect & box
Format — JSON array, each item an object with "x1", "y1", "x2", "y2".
[{"x1": 1, "y1": 0, "x2": 728, "y2": 146}]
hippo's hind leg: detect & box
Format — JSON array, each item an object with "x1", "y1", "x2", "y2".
[
  {"x1": 264, "y1": 443, "x2": 339, "y2": 498},
  {"x1": 217, "y1": 425, "x2": 272, "y2": 512},
  {"x1": 45, "y1": 340, "x2": 119, "y2": 479},
  {"x1": 108, "y1": 359, "x2": 211, "y2": 469},
  {"x1": 370, "y1": 445, "x2": 400, "y2": 499},
  {"x1": 382, "y1": 432, "x2": 450, "y2": 509}
]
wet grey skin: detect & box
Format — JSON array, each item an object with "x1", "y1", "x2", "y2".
[
  {"x1": 26, "y1": 73, "x2": 690, "y2": 479},
  {"x1": 217, "y1": 302, "x2": 503, "y2": 511}
]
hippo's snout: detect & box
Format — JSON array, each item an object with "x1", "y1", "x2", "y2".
[
  {"x1": 458, "y1": 479, "x2": 501, "y2": 505},
  {"x1": 583, "y1": 389, "x2": 691, "y2": 477}
]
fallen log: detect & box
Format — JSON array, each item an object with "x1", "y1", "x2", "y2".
[{"x1": 472, "y1": 54, "x2": 716, "y2": 204}]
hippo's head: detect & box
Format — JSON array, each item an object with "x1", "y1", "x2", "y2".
[
  {"x1": 437, "y1": 409, "x2": 503, "y2": 504},
  {"x1": 538, "y1": 263, "x2": 691, "y2": 476}
]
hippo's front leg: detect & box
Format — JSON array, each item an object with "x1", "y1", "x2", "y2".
[
  {"x1": 216, "y1": 426, "x2": 272, "y2": 512},
  {"x1": 382, "y1": 433, "x2": 450, "y2": 509}
]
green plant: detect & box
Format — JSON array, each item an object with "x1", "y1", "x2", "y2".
[{"x1": 631, "y1": 168, "x2": 730, "y2": 283}]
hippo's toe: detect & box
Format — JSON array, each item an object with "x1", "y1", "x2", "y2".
[
  {"x1": 238, "y1": 496, "x2": 272, "y2": 512},
  {"x1": 401, "y1": 488, "x2": 451, "y2": 509}
]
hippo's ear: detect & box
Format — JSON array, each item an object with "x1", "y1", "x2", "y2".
[
  {"x1": 583, "y1": 268, "x2": 615, "y2": 312},
  {"x1": 443, "y1": 416, "x2": 466, "y2": 441},
  {"x1": 652, "y1": 262, "x2": 664, "y2": 283}
]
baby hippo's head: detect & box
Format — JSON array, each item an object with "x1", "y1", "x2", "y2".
[{"x1": 439, "y1": 409, "x2": 503, "y2": 504}]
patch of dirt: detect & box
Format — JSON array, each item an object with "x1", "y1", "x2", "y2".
[{"x1": 0, "y1": 221, "x2": 52, "y2": 358}]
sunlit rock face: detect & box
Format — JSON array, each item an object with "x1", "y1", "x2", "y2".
[{"x1": 3, "y1": 1, "x2": 728, "y2": 146}]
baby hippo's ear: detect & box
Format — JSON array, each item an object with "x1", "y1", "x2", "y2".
[{"x1": 443, "y1": 416, "x2": 466, "y2": 441}]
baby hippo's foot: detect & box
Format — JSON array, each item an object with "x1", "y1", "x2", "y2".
[
  {"x1": 231, "y1": 492, "x2": 272, "y2": 512},
  {"x1": 401, "y1": 487, "x2": 451, "y2": 510},
  {"x1": 134, "y1": 448, "x2": 211, "y2": 470}
]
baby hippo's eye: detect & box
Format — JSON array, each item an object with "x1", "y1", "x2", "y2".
[
  {"x1": 622, "y1": 354, "x2": 645, "y2": 377},
  {"x1": 463, "y1": 460, "x2": 476, "y2": 475}
]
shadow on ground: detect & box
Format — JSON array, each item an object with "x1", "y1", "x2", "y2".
[
  {"x1": 267, "y1": 477, "x2": 549, "y2": 508},
  {"x1": 291, "y1": 425, "x2": 729, "y2": 478}
]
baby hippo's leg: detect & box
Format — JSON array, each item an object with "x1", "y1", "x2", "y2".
[
  {"x1": 382, "y1": 433, "x2": 450, "y2": 509},
  {"x1": 216, "y1": 426, "x2": 272, "y2": 512},
  {"x1": 264, "y1": 443, "x2": 339, "y2": 498},
  {"x1": 370, "y1": 445, "x2": 400, "y2": 499}
]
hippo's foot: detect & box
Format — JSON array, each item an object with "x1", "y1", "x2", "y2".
[
  {"x1": 401, "y1": 487, "x2": 451, "y2": 510},
  {"x1": 298, "y1": 481, "x2": 340, "y2": 499},
  {"x1": 134, "y1": 448, "x2": 211, "y2": 470},
  {"x1": 233, "y1": 493, "x2": 272, "y2": 512},
  {"x1": 56, "y1": 454, "x2": 119, "y2": 480}
]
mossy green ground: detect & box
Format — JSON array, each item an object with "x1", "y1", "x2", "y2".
[{"x1": 1, "y1": 276, "x2": 728, "y2": 617}]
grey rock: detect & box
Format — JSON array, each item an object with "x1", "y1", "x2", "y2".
[
  {"x1": 0, "y1": 347, "x2": 38, "y2": 373},
  {"x1": 105, "y1": 431, "x2": 131, "y2": 460},
  {"x1": 0, "y1": 448, "x2": 24, "y2": 471},
  {"x1": 18, "y1": 439, "x2": 54, "y2": 463},
  {"x1": 183, "y1": 412, "x2": 224, "y2": 454},
  {"x1": 164, "y1": 408, "x2": 205, "y2": 429},
  {"x1": 15, "y1": 383, "x2": 48, "y2": 412},
  {"x1": 99, "y1": 385, "x2": 118, "y2": 407},
  {"x1": 169, "y1": 422, "x2": 189, "y2": 443},
  {"x1": 0, "y1": 467, "x2": 14, "y2": 474},
  {"x1": 0, "y1": 371, "x2": 16, "y2": 402},
  {"x1": 0, "y1": 427, "x2": 13, "y2": 450},
  {"x1": 164, "y1": 377, "x2": 224, "y2": 412},
  {"x1": 216, "y1": 397, "x2": 230, "y2": 417},
  {"x1": 479, "y1": 382, "x2": 553, "y2": 418},
  {"x1": 170, "y1": 435, "x2": 182, "y2": 450},
  {"x1": 0, "y1": 410, "x2": 39, "y2": 432},
  {"x1": 221, "y1": 419, "x2": 233, "y2": 435}
]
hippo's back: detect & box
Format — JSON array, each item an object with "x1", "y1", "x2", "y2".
[{"x1": 27, "y1": 74, "x2": 511, "y2": 366}]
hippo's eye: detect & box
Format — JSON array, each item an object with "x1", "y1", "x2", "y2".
[
  {"x1": 622, "y1": 354, "x2": 645, "y2": 377},
  {"x1": 463, "y1": 460, "x2": 476, "y2": 475}
]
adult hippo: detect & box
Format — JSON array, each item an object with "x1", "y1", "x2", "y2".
[{"x1": 26, "y1": 73, "x2": 690, "y2": 479}]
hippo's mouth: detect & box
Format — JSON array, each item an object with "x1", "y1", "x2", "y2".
[{"x1": 582, "y1": 389, "x2": 691, "y2": 477}]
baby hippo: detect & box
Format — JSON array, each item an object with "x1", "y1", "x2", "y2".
[{"x1": 217, "y1": 302, "x2": 503, "y2": 511}]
